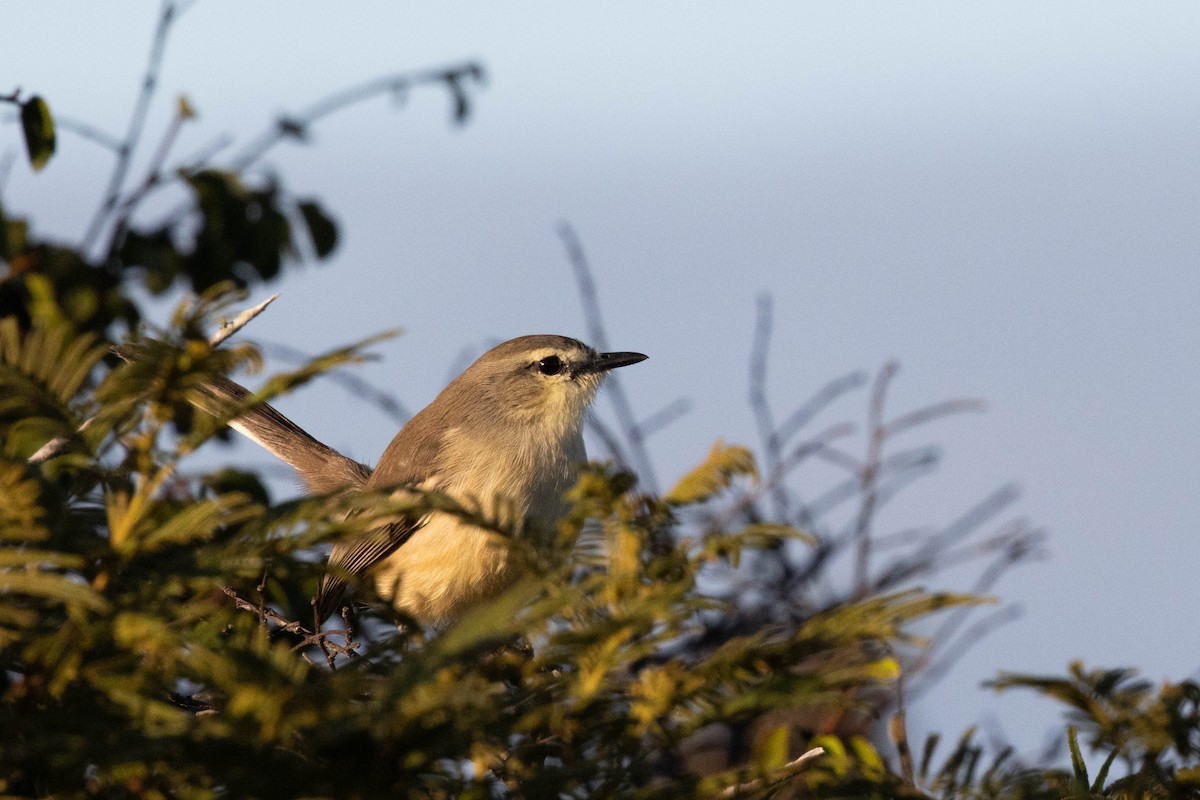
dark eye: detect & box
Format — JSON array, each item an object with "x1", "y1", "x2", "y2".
[{"x1": 536, "y1": 355, "x2": 564, "y2": 376}]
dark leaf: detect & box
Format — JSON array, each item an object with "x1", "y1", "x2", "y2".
[
  {"x1": 298, "y1": 200, "x2": 338, "y2": 259},
  {"x1": 120, "y1": 228, "x2": 183, "y2": 295},
  {"x1": 19, "y1": 95, "x2": 56, "y2": 171}
]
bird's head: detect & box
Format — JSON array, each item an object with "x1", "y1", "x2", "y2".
[{"x1": 448, "y1": 334, "x2": 647, "y2": 435}]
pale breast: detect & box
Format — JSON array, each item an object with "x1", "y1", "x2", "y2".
[{"x1": 372, "y1": 425, "x2": 586, "y2": 626}]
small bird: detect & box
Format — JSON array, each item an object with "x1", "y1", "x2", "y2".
[{"x1": 205, "y1": 334, "x2": 647, "y2": 627}]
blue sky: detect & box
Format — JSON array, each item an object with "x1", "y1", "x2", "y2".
[{"x1": 5, "y1": 1, "x2": 1199, "y2": 763}]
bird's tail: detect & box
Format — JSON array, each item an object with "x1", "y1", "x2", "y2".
[{"x1": 196, "y1": 375, "x2": 372, "y2": 494}]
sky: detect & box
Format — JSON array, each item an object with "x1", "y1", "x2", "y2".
[{"x1": 4, "y1": 1, "x2": 1199, "y2": 766}]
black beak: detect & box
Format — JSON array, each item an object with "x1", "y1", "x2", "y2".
[{"x1": 588, "y1": 350, "x2": 648, "y2": 373}]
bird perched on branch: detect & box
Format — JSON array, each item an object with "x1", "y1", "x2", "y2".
[{"x1": 205, "y1": 334, "x2": 647, "y2": 627}]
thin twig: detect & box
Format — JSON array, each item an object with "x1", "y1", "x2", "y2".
[
  {"x1": 178, "y1": 132, "x2": 234, "y2": 171},
  {"x1": 81, "y1": 0, "x2": 186, "y2": 255},
  {"x1": 146, "y1": 62, "x2": 486, "y2": 234},
  {"x1": 709, "y1": 421, "x2": 856, "y2": 533},
  {"x1": 557, "y1": 221, "x2": 658, "y2": 493},
  {"x1": 260, "y1": 340, "x2": 411, "y2": 425},
  {"x1": 53, "y1": 117, "x2": 125, "y2": 153},
  {"x1": 908, "y1": 523, "x2": 1045, "y2": 691},
  {"x1": 718, "y1": 746, "x2": 825, "y2": 797},
  {"x1": 221, "y1": 585, "x2": 360, "y2": 662},
  {"x1": 584, "y1": 412, "x2": 636, "y2": 475},
  {"x1": 748, "y1": 294, "x2": 788, "y2": 521},
  {"x1": 892, "y1": 485, "x2": 1023, "y2": 582},
  {"x1": 227, "y1": 63, "x2": 484, "y2": 171},
  {"x1": 27, "y1": 415, "x2": 98, "y2": 465},
  {"x1": 852, "y1": 361, "x2": 899, "y2": 597},
  {"x1": 209, "y1": 293, "x2": 280, "y2": 347},
  {"x1": 820, "y1": 448, "x2": 943, "y2": 545},
  {"x1": 911, "y1": 605, "x2": 1024, "y2": 699},
  {"x1": 633, "y1": 397, "x2": 691, "y2": 441},
  {"x1": 0, "y1": 150, "x2": 15, "y2": 197},
  {"x1": 103, "y1": 100, "x2": 195, "y2": 254},
  {"x1": 776, "y1": 369, "x2": 868, "y2": 448},
  {"x1": 28, "y1": 295, "x2": 276, "y2": 466},
  {"x1": 884, "y1": 397, "x2": 986, "y2": 439}
]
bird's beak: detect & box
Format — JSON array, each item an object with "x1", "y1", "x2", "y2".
[{"x1": 587, "y1": 350, "x2": 648, "y2": 373}]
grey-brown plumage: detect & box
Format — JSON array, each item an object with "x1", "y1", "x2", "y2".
[
  {"x1": 200, "y1": 376, "x2": 372, "y2": 493},
  {"x1": 208, "y1": 334, "x2": 646, "y2": 627}
]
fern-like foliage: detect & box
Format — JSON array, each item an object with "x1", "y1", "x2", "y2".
[{"x1": 0, "y1": 291, "x2": 992, "y2": 798}]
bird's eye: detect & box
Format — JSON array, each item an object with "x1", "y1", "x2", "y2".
[{"x1": 536, "y1": 355, "x2": 565, "y2": 376}]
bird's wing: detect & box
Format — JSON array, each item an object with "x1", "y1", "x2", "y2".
[
  {"x1": 314, "y1": 514, "x2": 422, "y2": 622},
  {"x1": 313, "y1": 416, "x2": 449, "y2": 623}
]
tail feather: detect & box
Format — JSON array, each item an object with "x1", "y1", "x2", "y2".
[{"x1": 198, "y1": 376, "x2": 372, "y2": 494}]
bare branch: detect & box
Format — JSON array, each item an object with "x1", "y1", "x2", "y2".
[
  {"x1": 747, "y1": 294, "x2": 790, "y2": 521},
  {"x1": 26, "y1": 436, "x2": 69, "y2": 465},
  {"x1": 634, "y1": 396, "x2": 691, "y2": 441},
  {"x1": 812, "y1": 443, "x2": 863, "y2": 474},
  {"x1": 901, "y1": 484, "x2": 1023, "y2": 575},
  {"x1": 558, "y1": 221, "x2": 658, "y2": 493},
  {"x1": 911, "y1": 605, "x2": 1024, "y2": 698},
  {"x1": 719, "y1": 746, "x2": 825, "y2": 797},
  {"x1": 27, "y1": 415, "x2": 98, "y2": 465},
  {"x1": 261, "y1": 340, "x2": 411, "y2": 425},
  {"x1": 31, "y1": 294, "x2": 275, "y2": 466},
  {"x1": 710, "y1": 421, "x2": 856, "y2": 532},
  {"x1": 0, "y1": 150, "x2": 15, "y2": 196},
  {"x1": 178, "y1": 132, "x2": 234, "y2": 171},
  {"x1": 776, "y1": 369, "x2": 868, "y2": 447},
  {"x1": 221, "y1": 585, "x2": 360, "y2": 664},
  {"x1": 103, "y1": 99, "x2": 197, "y2": 252},
  {"x1": 227, "y1": 62, "x2": 485, "y2": 171},
  {"x1": 820, "y1": 452, "x2": 942, "y2": 549},
  {"x1": 52, "y1": 116, "x2": 125, "y2": 153},
  {"x1": 852, "y1": 361, "x2": 899, "y2": 596},
  {"x1": 81, "y1": 0, "x2": 188, "y2": 255},
  {"x1": 584, "y1": 411, "x2": 635, "y2": 475},
  {"x1": 884, "y1": 398, "x2": 986, "y2": 439},
  {"x1": 208, "y1": 293, "x2": 279, "y2": 347}
]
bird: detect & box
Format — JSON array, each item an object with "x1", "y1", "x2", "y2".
[{"x1": 202, "y1": 334, "x2": 647, "y2": 627}]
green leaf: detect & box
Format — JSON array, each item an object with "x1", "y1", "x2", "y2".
[
  {"x1": 298, "y1": 200, "x2": 338, "y2": 258},
  {"x1": 131, "y1": 492, "x2": 260, "y2": 555},
  {"x1": 120, "y1": 228, "x2": 184, "y2": 295},
  {"x1": 1092, "y1": 747, "x2": 1117, "y2": 793},
  {"x1": 20, "y1": 95, "x2": 56, "y2": 171},
  {"x1": 1067, "y1": 725, "x2": 1088, "y2": 783},
  {"x1": 753, "y1": 724, "x2": 789, "y2": 772},
  {"x1": 1, "y1": 208, "x2": 29, "y2": 260},
  {"x1": 918, "y1": 732, "x2": 941, "y2": 782},
  {"x1": 0, "y1": 571, "x2": 109, "y2": 612},
  {"x1": 665, "y1": 440, "x2": 757, "y2": 505},
  {"x1": 737, "y1": 521, "x2": 816, "y2": 547}
]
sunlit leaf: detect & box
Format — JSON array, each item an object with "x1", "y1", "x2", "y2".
[
  {"x1": 753, "y1": 724, "x2": 789, "y2": 772},
  {"x1": 665, "y1": 440, "x2": 757, "y2": 505},
  {"x1": 177, "y1": 94, "x2": 197, "y2": 120}
]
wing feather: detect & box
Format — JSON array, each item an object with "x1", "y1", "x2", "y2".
[{"x1": 314, "y1": 516, "x2": 423, "y2": 621}]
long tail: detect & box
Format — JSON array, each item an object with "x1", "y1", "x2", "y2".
[{"x1": 198, "y1": 376, "x2": 372, "y2": 494}]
